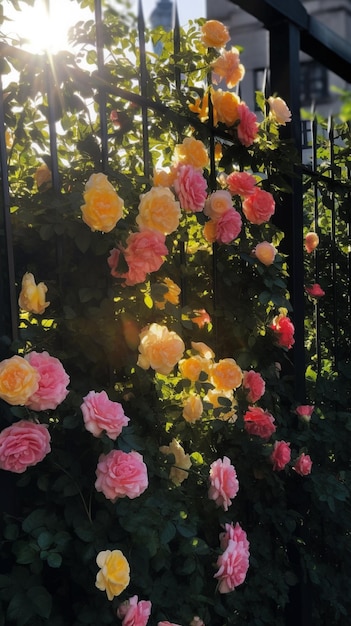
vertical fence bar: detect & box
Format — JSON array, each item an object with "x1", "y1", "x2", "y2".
[
  {"x1": 269, "y1": 18, "x2": 306, "y2": 402},
  {"x1": 95, "y1": 0, "x2": 108, "y2": 172},
  {"x1": 311, "y1": 116, "x2": 321, "y2": 376},
  {"x1": 137, "y1": 0, "x2": 151, "y2": 181},
  {"x1": 0, "y1": 76, "x2": 18, "y2": 347},
  {"x1": 328, "y1": 117, "x2": 339, "y2": 375}
]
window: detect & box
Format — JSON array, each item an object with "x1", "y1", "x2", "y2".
[{"x1": 300, "y1": 61, "x2": 329, "y2": 105}]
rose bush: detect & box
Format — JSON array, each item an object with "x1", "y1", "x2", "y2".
[{"x1": 0, "y1": 7, "x2": 341, "y2": 626}]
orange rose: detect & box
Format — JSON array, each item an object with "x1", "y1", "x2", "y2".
[
  {"x1": 203, "y1": 219, "x2": 217, "y2": 243},
  {"x1": 160, "y1": 438, "x2": 191, "y2": 485},
  {"x1": 18, "y1": 272, "x2": 50, "y2": 315},
  {"x1": 305, "y1": 232, "x2": 319, "y2": 253},
  {"x1": 189, "y1": 92, "x2": 210, "y2": 123},
  {"x1": 81, "y1": 173, "x2": 124, "y2": 233},
  {"x1": 210, "y1": 358, "x2": 243, "y2": 391},
  {"x1": 0, "y1": 355, "x2": 40, "y2": 406},
  {"x1": 155, "y1": 278, "x2": 181, "y2": 310},
  {"x1": 179, "y1": 355, "x2": 210, "y2": 382},
  {"x1": 201, "y1": 20, "x2": 230, "y2": 49},
  {"x1": 211, "y1": 89, "x2": 240, "y2": 127},
  {"x1": 153, "y1": 168, "x2": 177, "y2": 187},
  {"x1": 137, "y1": 323, "x2": 185, "y2": 375},
  {"x1": 174, "y1": 137, "x2": 209, "y2": 170},
  {"x1": 182, "y1": 395, "x2": 203, "y2": 423},
  {"x1": 136, "y1": 186, "x2": 181, "y2": 235}
]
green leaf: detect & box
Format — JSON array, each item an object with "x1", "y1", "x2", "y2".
[
  {"x1": 75, "y1": 227, "x2": 91, "y2": 253},
  {"x1": 47, "y1": 552, "x2": 62, "y2": 568},
  {"x1": 37, "y1": 531, "x2": 53, "y2": 550},
  {"x1": 29, "y1": 586, "x2": 52, "y2": 618}
]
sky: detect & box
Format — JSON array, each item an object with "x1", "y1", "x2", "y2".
[{"x1": 2, "y1": 0, "x2": 206, "y2": 54}]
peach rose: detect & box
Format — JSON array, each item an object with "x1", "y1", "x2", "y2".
[
  {"x1": 34, "y1": 163, "x2": 52, "y2": 190},
  {"x1": 268, "y1": 96, "x2": 292, "y2": 125},
  {"x1": 208, "y1": 456, "x2": 239, "y2": 511},
  {"x1": 293, "y1": 453, "x2": 312, "y2": 476},
  {"x1": 201, "y1": 20, "x2": 230, "y2": 48},
  {"x1": 18, "y1": 272, "x2": 50, "y2": 315},
  {"x1": 254, "y1": 241, "x2": 277, "y2": 266},
  {"x1": 114, "y1": 230, "x2": 168, "y2": 286},
  {"x1": 95, "y1": 549, "x2": 130, "y2": 600},
  {"x1": 178, "y1": 355, "x2": 210, "y2": 382},
  {"x1": 242, "y1": 188, "x2": 275, "y2": 225},
  {"x1": 160, "y1": 438, "x2": 191, "y2": 486},
  {"x1": 212, "y1": 47, "x2": 245, "y2": 89},
  {"x1": 137, "y1": 323, "x2": 185, "y2": 375},
  {"x1": 210, "y1": 358, "x2": 243, "y2": 391},
  {"x1": 191, "y1": 341, "x2": 215, "y2": 360},
  {"x1": 81, "y1": 390, "x2": 129, "y2": 440},
  {"x1": 25, "y1": 351, "x2": 70, "y2": 411},
  {"x1": 153, "y1": 167, "x2": 177, "y2": 187},
  {"x1": 237, "y1": 102, "x2": 258, "y2": 147},
  {"x1": 0, "y1": 355, "x2": 40, "y2": 406},
  {"x1": 136, "y1": 186, "x2": 181, "y2": 235},
  {"x1": 270, "y1": 440, "x2": 291, "y2": 471},
  {"x1": 305, "y1": 231, "x2": 319, "y2": 253},
  {"x1": 203, "y1": 219, "x2": 217, "y2": 243},
  {"x1": 95, "y1": 449, "x2": 148, "y2": 502},
  {"x1": 173, "y1": 136, "x2": 209, "y2": 170},
  {"x1": 226, "y1": 171, "x2": 256, "y2": 197},
  {"x1": 204, "y1": 190, "x2": 233, "y2": 221},
  {"x1": 81, "y1": 173, "x2": 124, "y2": 233},
  {"x1": 0, "y1": 420, "x2": 51, "y2": 473},
  {"x1": 211, "y1": 89, "x2": 240, "y2": 127},
  {"x1": 189, "y1": 92, "x2": 210, "y2": 123},
  {"x1": 182, "y1": 395, "x2": 203, "y2": 423}
]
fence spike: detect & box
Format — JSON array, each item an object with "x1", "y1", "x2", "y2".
[{"x1": 94, "y1": 0, "x2": 108, "y2": 172}]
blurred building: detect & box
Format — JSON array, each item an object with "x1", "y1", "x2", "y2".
[{"x1": 206, "y1": 0, "x2": 351, "y2": 117}]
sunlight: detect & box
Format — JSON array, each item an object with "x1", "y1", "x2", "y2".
[{"x1": 5, "y1": 0, "x2": 90, "y2": 54}]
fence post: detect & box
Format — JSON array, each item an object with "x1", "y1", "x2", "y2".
[{"x1": 269, "y1": 18, "x2": 306, "y2": 403}]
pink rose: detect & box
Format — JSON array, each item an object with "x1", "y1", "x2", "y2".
[
  {"x1": 242, "y1": 370, "x2": 265, "y2": 403},
  {"x1": 81, "y1": 390, "x2": 129, "y2": 440},
  {"x1": 215, "y1": 209, "x2": 242, "y2": 244},
  {"x1": 173, "y1": 165, "x2": 207, "y2": 212},
  {"x1": 305, "y1": 283, "x2": 325, "y2": 297},
  {"x1": 117, "y1": 595, "x2": 152, "y2": 626},
  {"x1": 243, "y1": 406, "x2": 276, "y2": 440},
  {"x1": 226, "y1": 171, "x2": 256, "y2": 197},
  {"x1": 293, "y1": 453, "x2": 312, "y2": 476},
  {"x1": 190, "y1": 618, "x2": 205, "y2": 626},
  {"x1": 270, "y1": 440, "x2": 291, "y2": 471},
  {"x1": 208, "y1": 456, "x2": 239, "y2": 511},
  {"x1": 25, "y1": 351, "x2": 69, "y2": 411},
  {"x1": 242, "y1": 188, "x2": 275, "y2": 225},
  {"x1": 295, "y1": 405, "x2": 314, "y2": 422},
  {"x1": 95, "y1": 449, "x2": 148, "y2": 502},
  {"x1": 219, "y1": 522, "x2": 250, "y2": 553},
  {"x1": 108, "y1": 247, "x2": 121, "y2": 277},
  {"x1": 236, "y1": 102, "x2": 258, "y2": 147},
  {"x1": 214, "y1": 522, "x2": 250, "y2": 593},
  {"x1": 0, "y1": 420, "x2": 51, "y2": 473},
  {"x1": 270, "y1": 314, "x2": 295, "y2": 349},
  {"x1": 112, "y1": 230, "x2": 168, "y2": 286}
]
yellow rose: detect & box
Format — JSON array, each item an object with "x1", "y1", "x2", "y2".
[
  {"x1": 18, "y1": 272, "x2": 50, "y2": 315},
  {"x1": 210, "y1": 358, "x2": 243, "y2": 391},
  {"x1": 201, "y1": 20, "x2": 230, "y2": 49},
  {"x1": 160, "y1": 438, "x2": 192, "y2": 486},
  {"x1": 81, "y1": 173, "x2": 124, "y2": 233},
  {"x1": 204, "y1": 388, "x2": 238, "y2": 422},
  {"x1": 173, "y1": 137, "x2": 209, "y2": 170},
  {"x1": 0, "y1": 355, "x2": 40, "y2": 406},
  {"x1": 95, "y1": 550, "x2": 130, "y2": 601},
  {"x1": 137, "y1": 323, "x2": 185, "y2": 375},
  {"x1": 211, "y1": 89, "x2": 240, "y2": 127},
  {"x1": 178, "y1": 355, "x2": 210, "y2": 382},
  {"x1": 182, "y1": 395, "x2": 203, "y2": 423},
  {"x1": 136, "y1": 187, "x2": 181, "y2": 235}
]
